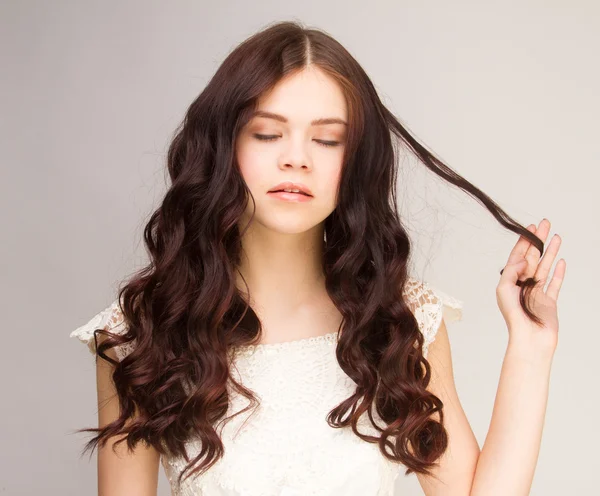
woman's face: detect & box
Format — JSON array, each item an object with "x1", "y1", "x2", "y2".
[{"x1": 235, "y1": 66, "x2": 348, "y2": 235}]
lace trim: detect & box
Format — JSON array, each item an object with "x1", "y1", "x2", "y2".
[
  {"x1": 70, "y1": 298, "x2": 135, "y2": 362},
  {"x1": 233, "y1": 331, "x2": 339, "y2": 357},
  {"x1": 405, "y1": 278, "x2": 463, "y2": 358}
]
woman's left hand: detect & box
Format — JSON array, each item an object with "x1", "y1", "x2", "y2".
[{"x1": 496, "y1": 218, "x2": 566, "y2": 354}]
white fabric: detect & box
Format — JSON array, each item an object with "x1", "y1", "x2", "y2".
[
  {"x1": 70, "y1": 297, "x2": 134, "y2": 362},
  {"x1": 70, "y1": 277, "x2": 463, "y2": 496}
]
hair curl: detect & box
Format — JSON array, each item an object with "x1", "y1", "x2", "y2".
[{"x1": 76, "y1": 20, "x2": 546, "y2": 486}]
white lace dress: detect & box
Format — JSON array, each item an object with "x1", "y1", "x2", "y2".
[{"x1": 70, "y1": 277, "x2": 463, "y2": 496}]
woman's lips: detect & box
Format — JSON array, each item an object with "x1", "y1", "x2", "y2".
[{"x1": 267, "y1": 191, "x2": 314, "y2": 202}]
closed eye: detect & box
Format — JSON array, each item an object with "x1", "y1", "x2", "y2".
[{"x1": 252, "y1": 134, "x2": 340, "y2": 148}]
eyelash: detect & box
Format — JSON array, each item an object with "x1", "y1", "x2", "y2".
[{"x1": 252, "y1": 134, "x2": 340, "y2": 148}]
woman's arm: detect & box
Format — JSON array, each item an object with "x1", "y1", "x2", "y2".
[
  {"x1": 415, "y1": 319, "x2": 481, "y2": 496},
  {"x1": 95, "y1": 331, "x2": 160, "y2": 496},
  {"x1": 417, "y1": 218, "x2": 564, "y2": 495},
  {"x1": 469, "y1": 343, "x2": 553, "y2": 496},
  {"x1": 471, "y1": 218, "x2": 563, "y2": 495}
]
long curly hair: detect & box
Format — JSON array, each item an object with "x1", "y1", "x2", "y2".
[{"x1": 76, "y1": 20, "x2": 546, "y2": 486}]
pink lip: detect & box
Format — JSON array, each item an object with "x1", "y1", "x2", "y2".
[
  {"x1": 267, "y1": 181, "x2": 313, "y2": 197},
  {"x1": 267, "y1": 191, "x2": 313, "y2": 202}
]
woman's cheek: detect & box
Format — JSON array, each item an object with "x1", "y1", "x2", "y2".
[
  {"x1": 325, "y1": 168, "x2": 342, "y2": 206},
  {"x1": 236, "y1": 148, "x2": 264, "y2": 191}
]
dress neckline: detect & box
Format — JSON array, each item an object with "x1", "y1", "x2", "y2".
[{"x1": 233, "y1": 330, "x2": 339, "y2": 353}]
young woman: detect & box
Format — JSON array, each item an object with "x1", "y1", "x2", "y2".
[{"x1": 71, "y1": 21, "x2": 565, "y2": 496}]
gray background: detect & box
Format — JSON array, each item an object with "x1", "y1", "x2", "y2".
[{"x1": 1, "y1": 1, "x2": 597, "y2": 494}]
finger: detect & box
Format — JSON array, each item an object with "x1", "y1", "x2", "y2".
[
  {"x1": 506, "y1": 223, "x2": 537, "y2": 265},
  {"x1": 535, "y1": 234, "x2": 562, "y2": 285},
  {"x1": 546, "y1": 258, "x2": 566, "y2": 301},
  {"x1": 499, "y1": 258, "x2": 528, "y2": 286},
  {"x1": 523, "y1": 219, "x2": 551, "y2": 279}
]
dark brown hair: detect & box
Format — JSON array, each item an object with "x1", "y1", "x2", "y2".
[{"x1": 76, "y1": 20, "x2": 545, "y2": 486}]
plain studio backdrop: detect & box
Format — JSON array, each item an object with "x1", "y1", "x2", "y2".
[{"x1": 1, "y1": 1, "x2": 597, "y2": 494}]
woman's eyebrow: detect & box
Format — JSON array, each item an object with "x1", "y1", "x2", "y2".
[{"x1": 250, "y1": 110, "x2": 347, "y2": 127}]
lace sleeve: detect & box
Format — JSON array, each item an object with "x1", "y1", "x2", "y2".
[
  {"x1": 404, "y1": 278, "x2": 464, "y2": 359},
  {"x1": 70, "y1": 299, "x2": 135, "y2": 362}
]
